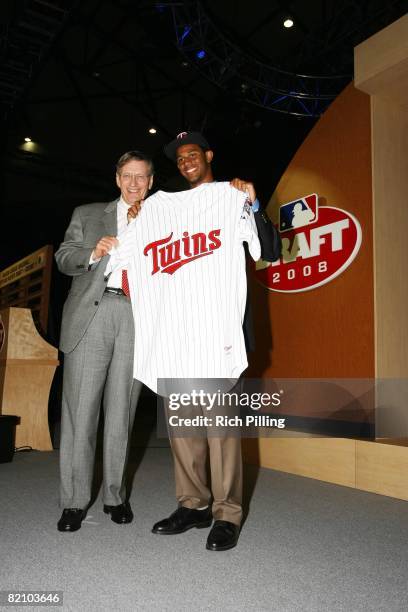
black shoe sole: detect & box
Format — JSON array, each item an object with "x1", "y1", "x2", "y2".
[
  {"x1": 57, "y1": 516, "x2": 85, "y2": 532},
  {"x1": 205, "y1": 540, "x2": 238, "y2": 551},
  {"x1": 152, "y1": 519, "x2": 213, "y2": 535},
  {"x1": 103, "y1": 507, "x2": 133, "y2": 524},
  {"x1": 57, "y1": 523, "x2": 82, "y2": 532}
]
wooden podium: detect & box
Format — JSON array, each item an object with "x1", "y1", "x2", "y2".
[{"x1": 0, "y1": 307, "x2": 59, "y2": 451}]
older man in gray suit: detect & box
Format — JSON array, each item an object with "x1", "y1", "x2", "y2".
[{"x1": 55, "y1": 150, "x2": 153, "y2": 532}]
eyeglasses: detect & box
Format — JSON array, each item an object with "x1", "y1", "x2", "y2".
[{"x1": 119, "y1": 173, "x2": 151, "y2": 182}]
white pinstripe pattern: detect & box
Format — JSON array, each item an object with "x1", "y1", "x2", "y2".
[{"x1": 107, "y1": 182, "x2": 260, "y2": 393}]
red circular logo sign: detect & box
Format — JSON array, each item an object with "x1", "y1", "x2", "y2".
[{"x1": 255, "y1": 205, "x2": 362, "y2": 293}]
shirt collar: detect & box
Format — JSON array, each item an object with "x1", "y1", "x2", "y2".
[{"x1": 118, "y1": 196, "x2": 130, "y2": 211}]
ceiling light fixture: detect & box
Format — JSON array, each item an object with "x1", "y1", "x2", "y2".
[
  {"x1": 283, "y1": 18, "x2": 294, "y2": 28},
  {"x1": 24, "y1": 137, "x2": 32, "y2": 142},
  {"x1": 149, "y1": 128, "x2": 157, "y2": 134}
]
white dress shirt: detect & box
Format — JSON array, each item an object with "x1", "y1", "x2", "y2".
[{"x1": 90, "y1": 197, "x2": 130, "y2": 288}]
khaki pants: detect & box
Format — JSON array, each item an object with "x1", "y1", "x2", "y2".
[{"x1": 165, "y1": 400, "x2": 243, "y2": 526}]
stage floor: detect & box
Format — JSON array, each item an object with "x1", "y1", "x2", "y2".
[{"x1": 1, "y1": 445, "x2": 408, "y2": 611}]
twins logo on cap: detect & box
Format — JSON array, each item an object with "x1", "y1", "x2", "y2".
[
  {"x1": 256, "y1": 194, "x2": 362, "y2": 293},
  {"x1": 164, "y1": 131, "x2": 210, "y2": 161}
]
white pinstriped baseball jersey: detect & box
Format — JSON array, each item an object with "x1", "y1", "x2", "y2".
[{"x1": 106, "y1": 181, "x2": 261, "y2": 392}]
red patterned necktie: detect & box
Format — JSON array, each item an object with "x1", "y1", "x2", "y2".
[{"x1": 121, "y1": 269, "x2": 130, "y2": 297}]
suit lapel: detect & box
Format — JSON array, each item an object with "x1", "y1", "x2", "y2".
[{"x1": 103, "y1": 199, "x2": 118, "y2": 236}]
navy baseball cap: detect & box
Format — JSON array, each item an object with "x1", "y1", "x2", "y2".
[{"x1": 164, "y1": 131, "x2": 211, "y2": 162}]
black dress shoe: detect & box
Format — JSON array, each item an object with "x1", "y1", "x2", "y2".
[
  {"x1": 206, "y1": 520, "x2": 240, "y2": 551},
  {"x1": 152, "y1": 506, "x2": 212, "y2": 534},
  {"x1": 103, "y1": 501, "x2": 133, "y2": 524},
  {"x1": 57, "y1": 508, "x2": 86, "y2": 532}
]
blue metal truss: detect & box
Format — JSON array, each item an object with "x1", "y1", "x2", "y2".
[{"x1": 168, "y1": 0, "x2": 350, "y2": 117}]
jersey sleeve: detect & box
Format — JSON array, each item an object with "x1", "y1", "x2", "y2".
[{"x1": 239, "y1": 197, "x2": 261, "y2": 261}]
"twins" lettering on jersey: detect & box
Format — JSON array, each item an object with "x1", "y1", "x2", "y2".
[{"x1": 144, "y1": 229, "x2": 222, "y2": 275}]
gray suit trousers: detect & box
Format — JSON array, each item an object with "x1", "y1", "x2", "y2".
[{"x1": 59, "y1": 292, "x2": 141, "y2": 508}]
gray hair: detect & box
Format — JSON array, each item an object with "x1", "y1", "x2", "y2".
[{"x1": 116, "y1": 150, "x2": 154, "y2": 175}]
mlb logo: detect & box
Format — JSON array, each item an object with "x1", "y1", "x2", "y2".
[{"x1": 279, "y1": 193, "x2": 318, "y2": 233}]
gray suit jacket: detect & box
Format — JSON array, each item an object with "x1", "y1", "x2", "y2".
[{"x1": 55, "y1": 199, "x2": 119, "y2": 354}]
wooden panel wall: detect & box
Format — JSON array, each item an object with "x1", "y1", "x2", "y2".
[
  {"x1": 371, "y1": 97, "x2": 408, "y2": 380},
  {"x1": 247, "y1": 84, "x2": 374, "y2": 381},
  {"x1": 355, "y1": 14, "x2": 408, "y2": 438},
  {"x1": 242, "y1": 17, "x2": 408, "y2": 500}
]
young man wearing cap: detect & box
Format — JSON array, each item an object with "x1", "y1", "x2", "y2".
[{"x1": 146, "y1": 131, "x2": 281, "y2": 551}]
